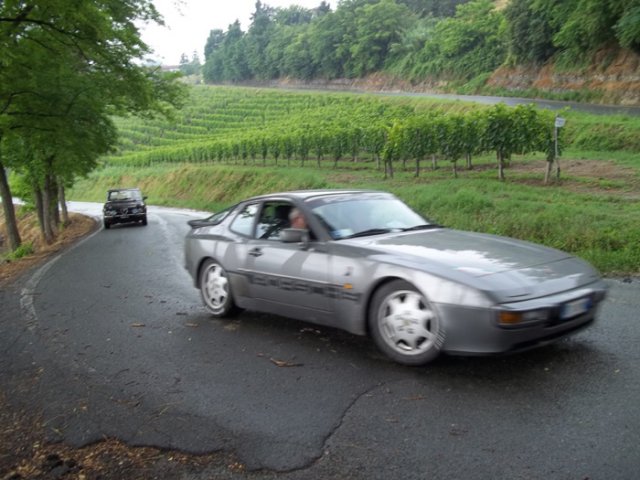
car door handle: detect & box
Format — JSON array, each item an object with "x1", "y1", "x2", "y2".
[{"x1": 249, "y1": 247, "x2": 263, "y2": 257}]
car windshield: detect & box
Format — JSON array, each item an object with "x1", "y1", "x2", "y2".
[
  {"x1": 108, "y1": 190, "x2": 142, "y2": 202},
  {"x1": 308, "y1": 193, "x2": 430, "y2": 240}
]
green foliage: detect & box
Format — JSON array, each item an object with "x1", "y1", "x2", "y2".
[
  {"x1": 504, "y1": 0, "x2": 557, "y2": 64},
  {"x1": 198, "y1": 0, "x2": 639, "y2": 87},
  {"x1": 179, "y1": 51, "x2": 201, "y2": 76},
  {"x1": 4, "y1": 242, "x2": 34, "y2": 261},
  {"x1": 530, "y1": 0, "x2": 640, "y2": 65},
  {"x1": 410, "y1": 0, "x2": 507, "y2": 80},
  {"x1": 613, "y1": 1, "x2": 640, "y2": 52}
]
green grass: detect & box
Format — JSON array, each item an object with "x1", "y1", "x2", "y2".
[{"x1": 2, "y1": 242, "x2": 34, "y2": 261}]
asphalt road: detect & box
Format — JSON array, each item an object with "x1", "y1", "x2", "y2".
[{"x1": 1, "y1": 204, "x2": 638, "y2": 479}]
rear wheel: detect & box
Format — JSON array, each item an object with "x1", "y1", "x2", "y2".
[
  {"x1": 104, "y1": 219, "x2": 111, "y2": 229},
  {"x1": 199, "y1": 259, "x2": 240, "y2": 317},
  {"x1": 369, "y1": 280, "x2": 443, "y2": 366},
  {"x1": 141, "y1": 215, "x2": 147, "y2": 226}
]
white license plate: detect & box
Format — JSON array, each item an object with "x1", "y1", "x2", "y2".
[{"x1": 561, "y1": 297, "x2": 591, "y2": 320}]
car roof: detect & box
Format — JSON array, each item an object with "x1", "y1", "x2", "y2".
[
  {"x1": 246, "y1": 189, "x2": 385, "y2": 203},
  {"x1": 108, "y1": 188, "x2": 141, "y2": 193}
]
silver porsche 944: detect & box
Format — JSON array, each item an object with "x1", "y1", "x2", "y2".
[{"x1": 184, "y1": 190, "x2": 607, "y2": 365}]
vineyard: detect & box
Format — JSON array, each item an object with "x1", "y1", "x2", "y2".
[
  {"x1": 70, "y1": 85, "x2": 640, "y2": 274},
  {"x1": 107, "y1": 86, "x2": 577, "y2": 180}
]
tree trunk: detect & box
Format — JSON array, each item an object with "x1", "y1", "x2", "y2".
[
  {"x1": 544, "y1": 160, "x2": 553, "y2": 184},
  {"x1": 41, "y1": 181, "x2": 55, "y2": 244},
  {"x1": 497, "y1": 152, "x2": 505, "y2": 181},
  {"x1": 415, "y1": 157, "x2": 420, "y2": 177},
  {"x1": 555, "y1": 157, "x2": 561, "y2": 181},
  {"x1": 48, "y1": 175, "x2": 60, "y2": 228},
  {"x1": 466, "y1": 153, "x2": 473, "y2": 170},
  {"x1": 453, "y1": 161, "x2": 458, "y2": 179},
  {"x1": 34, "y1": 186, "x2": 45, "y2": 238},
  {"x1": 431, "y1": 155, "x2": 437, "y2": 170},
  {"x1": 0, "y1": 160, "x2": 22, "y2": 251}
]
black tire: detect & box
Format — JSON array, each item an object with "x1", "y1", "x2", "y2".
[
  {"x1": 141, "y1": 215, "x2": 147, "y2": 226},
  {"x1": 199, "y1": 259, "x2": 241, "y2": 317},
  {"x1": 104, "y1": 220, "x2": 111, "y2": 229},
  {"x1": 368, "y1": 280, "x2": 444, "y2": 366}
]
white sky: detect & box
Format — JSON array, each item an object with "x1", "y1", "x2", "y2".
[{"x1": 142, "y1": 0, "x2": 327, "y2": 65}]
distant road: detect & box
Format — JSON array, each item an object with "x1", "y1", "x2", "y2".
[
  {"x1": 393, "y1": 92, "x2": 640, "y2": 116},
  {"x1": 280, "y1": 85, "x2": 640, "y2": 116}
]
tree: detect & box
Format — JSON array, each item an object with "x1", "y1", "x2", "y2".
[
  {"x1": 204, "y1": 29, "x2": 225, "y2": 60},
  {"x1": 413, "y1": 0, "x2": 507, "y2": 80},
  {"x1": 0, "y1": 0, "x2": 185, "y2": 250},
  {"x1": 349, "y1": 0, "x2": 414, "y2": 77},
  {"x1": 532, "y1": 0, "x2": 639, "y2": 63},
  {"x1": 245, "y1": 1, "x2": 275, "y2": 79},
  {"x1": 180, "y1": 51, "x2": 201, "y2": 76},
  {"x1": 398, "y1": 0, "x2": 470, "y2": 18},
  {"x1": 613, "y1": 0, "x2": 640, "y2": 52},
  {"x1": 221, "y1": 21, "x2": 251, "y2": 82},
  {"x1": 504, "y1": 0, "x2": 557, "y2": 65}
]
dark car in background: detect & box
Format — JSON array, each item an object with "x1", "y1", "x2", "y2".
[{"x1": 103, "y1": 188, "x2": 147, "y2": 229}]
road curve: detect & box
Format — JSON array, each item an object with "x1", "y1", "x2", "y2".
[{"x1": 1, "y1": 204, "x2": 639, "y2": 479}]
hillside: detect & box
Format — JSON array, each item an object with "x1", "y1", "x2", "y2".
[{"x1": 198, "y1": 0, "x2": 640, "y2": 106}]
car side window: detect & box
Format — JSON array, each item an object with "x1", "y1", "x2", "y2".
[
  {"x1": 256, "y1": 202, "x2": 293, "y2": 240},
  {"x1": 230, "y1": 203, "x2": 259, "y2": 237}
]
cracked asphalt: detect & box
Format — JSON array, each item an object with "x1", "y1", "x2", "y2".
[{"x1": 1, "y1": 204, "x2": 639, "y2": 479}]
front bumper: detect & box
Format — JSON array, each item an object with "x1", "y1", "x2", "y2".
[
  {"x1": 104, "y1": 212, "x2": 146, "y2": 224},
  {"x1": 438, "y1": 280, "x2": 608, "y2": 355}
]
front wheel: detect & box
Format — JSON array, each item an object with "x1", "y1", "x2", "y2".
[
  {"x1": 199, "y1": 259, "x2": 240, "y2": 317},
  {"x1": 369, "y1": 280, "x2": 443, "y2": 366}
]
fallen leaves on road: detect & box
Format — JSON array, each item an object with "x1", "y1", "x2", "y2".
[
  {"x1": 130, "y1": 323, "x2": 145, "y2": 328},
  {"x1": 269, "y1": 358, "x2": 304, "y2": 368}
]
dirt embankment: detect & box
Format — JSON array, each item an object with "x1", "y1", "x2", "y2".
[
  {"x1": 488, "y1": 48, "x2": 640, "y2": 106},
  {"x1": 0, "y1": 210, "x2": 98, "y2": 285}
]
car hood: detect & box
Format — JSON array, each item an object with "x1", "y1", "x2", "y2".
[{"x1": 355, "y1": 229, "x2": 600, "y2": 301}]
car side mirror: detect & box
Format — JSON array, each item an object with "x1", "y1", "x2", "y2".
[
  {"x1": 281, "y1": 228, "x2": 310, "y2": 249},
  {"x1": 188, "y1": 218, "x2": 212, "y2": 228},
  {"x1": 143, "y1": 196, "x2": 148, "y2": 201}
]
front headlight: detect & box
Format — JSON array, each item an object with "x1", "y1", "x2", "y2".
[
  {"x1": 426, "y1": 277, "x2": 493, "y2": 308},
  {"x1": 497, "y1": 308, "x2": 550, "y2": 328}
]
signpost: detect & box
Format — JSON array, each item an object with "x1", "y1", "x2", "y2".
[
  {"x1": 546, "y1": 115, "x2": 566, "y2": 184},
  {"x1": 554, "y1": 115, "x2": 565, "y2": 159}
]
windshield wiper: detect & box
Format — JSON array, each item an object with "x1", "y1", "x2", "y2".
[
  {"x1": 401, "y1": 224, "x2": 442, "y2": 232},
  {"x1": 345, "y1": 228, "x2": 394, "y2": 239}
]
